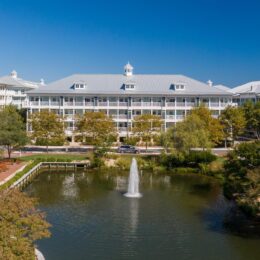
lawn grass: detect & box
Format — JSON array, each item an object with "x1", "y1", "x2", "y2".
[{"x1": 19, "y1": 153, "x2": 89, "y2": 162}]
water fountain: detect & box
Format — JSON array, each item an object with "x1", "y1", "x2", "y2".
[{"x1": 124, "y1": 158, "x2": 142, "y2": 198}]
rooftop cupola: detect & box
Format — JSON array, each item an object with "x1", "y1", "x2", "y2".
[
  {"x1": 207, "y1": 80, "x2": 213, "y2": 87},
  {"x1": 10, "y1": 70, "x2": 17, "y2": 79},
  {"x1": 40, "y1": 78, "x2": 45, "y2": 85},
  {"x1": 124, "y1": 62, "x2": 133, "y2": 76}
]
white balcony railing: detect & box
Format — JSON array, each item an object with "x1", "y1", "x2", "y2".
[
  {"x1": 210, "y1": 102, "x2": 219, "y2": 107},
  {"x1": 64, "y1": 102, "x2": 74, "y2": 106},
  {"x1": 75, "y1": 102, "x2": 84, "y2": 106},
  {"x1": 166, "y1": 115, "x2": 175, "y2": 120},
  {"x1": 118, "y1": 114, "x2": 128, "y2": 119},
  {"x1": 85, "y1": 102, "x2": 94, "y2": 106},
  {"x1": 98, "y1": 102, "x2": 108, "y2": 106},
  {"x1": 132, "y1": 102, "x2": 141, "y2": 106},
  {"x1": 118, "y1": 127, "x2": 127, "y2": 132},
  {"x1": 176, "y1": 115, "x2": 184, "y2": 120},
  {"x1": 30, "y1": 101, "x2": 39, "y2": 106},
  {"x1": 50, "y1": 102, "x2": 59, "y2": 106},
  {"x1": 176, "y1": 102, "x2": 185, "y2": 107},
  {"x1": 109, "y1": 102, "x2": 118, "y2": 106},
  {"x1": 40, "y1": 101, "x2": 49, "y2": 106},
  {"x1": 186, "y1": 102, "x2": 195, "y2": 107},
  {"x1": 166, "y1": 102, "x2": 175, "y2": 107},
  {"x1": 153, "y1": 102, "x2": 161, "y2": 106},
  {"x1": 143, "y1": 102, "x2": 151, "y2": 106},
  {"x1": 119, "y1": 102, "x2": 128, "y2": 106}
]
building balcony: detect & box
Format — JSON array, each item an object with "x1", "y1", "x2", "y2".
[
  {"x1": 119, "y1": 102, "x2": 128, "y2": 106},
  {"x1": 118, "y1": 114, "x2": 128, "y2": 119},
  {"x1": 118, "y1": 127, "x2": 128, "y2": 132},
  {"x1": 85, "y1": 102, "x2": 94, "y2": 106},
  {"x1": 166, "y1": 115, "x2": 175, "y2": 120},
  {"x1": 153, "y1": 102, "x2": 162, "y2": 107},
  {"x1": 176, "y1": 102, "x2": 185, "y2": 107},
  {"x1": 176, "y1": 115, "x2": 184, "y2": 120},
  {"x1": 132, "y1": 102, "x2": 141, "y2": 106},
  {"x1": 75, "y1": 102, "x2": 84, "y2": 106},
  {"x1": 109, "y1": 102, "x2": 118, "y2": 106},
  {"x1": 64, "y1": 102, "x2": 74, "y2": 106},
  {"x1": 142, "y1": 102, "x2": 151, "y2": 106},
  {"x1": 30, "y1": 101, "x2": 39, "y2": 106},
  {"x1": 50, "y1": 101, "x2": 60, "y2": 106},
  {"x1": 186, "y1": 102, "x2": 196, "y2": 107},
  {"x1": 166, "y1": 102, "x2": 175, "y2": 107},
  {"x1": 210, "y1": 102, "x2": 219, "y2": 107},
  {"x1": 98, "y1": 102, "x2": 108, "y2": 106},
  {"x1": 40, "y1": 101, "x2": 49, "y2": 106}
]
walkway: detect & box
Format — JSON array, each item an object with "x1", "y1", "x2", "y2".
[{"x1": 0, "y1": 161, "x2": 27, "y2": 186}]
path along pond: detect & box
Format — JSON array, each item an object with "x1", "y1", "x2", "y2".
[{"x1": 25, "y1": 169, "x2": 260, "y2": 260}]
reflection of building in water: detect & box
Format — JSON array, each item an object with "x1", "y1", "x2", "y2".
[
  {"x1": 164, "y1": 176, "x2": 171, "y2": 187},
  {"x1": 129, "y1": 198, "x2": 139, "y2": 233},
  {"x1": 115, "y1": 176, "x2": 127, "y2": 191},
  {"x1": 62, "y1": 173, "x2": 78, "y2": 198}
]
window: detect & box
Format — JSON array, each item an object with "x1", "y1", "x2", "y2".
[
  {"x1": 125, "y1": 84, "x2": 135, "y2": 90},
  {"x1": 175, "y1": 84, "x2": 185, "y2": 90},
  {"x1": 74, "y1": 83, "x2": 86, "y2": 89}
]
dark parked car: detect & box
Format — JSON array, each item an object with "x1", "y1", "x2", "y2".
[{"x1": 117, "y1": 145, "x2": 139, "y2": 154}]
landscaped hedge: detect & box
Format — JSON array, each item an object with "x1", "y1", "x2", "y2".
[{"x1": 159, "y1": 150, "x2": 217, "y2": 169}]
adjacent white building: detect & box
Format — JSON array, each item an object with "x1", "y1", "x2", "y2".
[
  {"x1": 231, "y1": 81, "x2": 260, "y2": 105},
  {"x1": 26, "y1": 63, "x2": 234, "y2": 141},
  {"x1": 0, "y1": 70, "x2": 42, "y2": 108}
]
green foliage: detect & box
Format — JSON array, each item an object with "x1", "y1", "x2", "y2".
[
  {"x1": 159, "y1": 150, "x2": 216, "y2": 170},
  {"x1": 242, "y1": 101, "x2": 260, "y2": 139},
  {"x1": 224, "y1": 141, "x2": 260, "y2": 217},
  {"x1": 0, "y1": 105, "x2": 28, "y2": 158},
  {"x1": 124, "y1": 136, "x2": 139, "y2": 146},
  {"x1": 220, "y1": 105, "x2": 246, "y2": 145},
  {"x1": 30, "y1": 110, "x2": 65, "y2": 151},
  {"x1": 76, "y1": 111, "x2": 117, "y2": 154},
  {"x1": 0, "y1": 189, "x2": 51, "y2": 259},
  {"x1": 167, "y1": 114, "x2": 212, "y2": 152},
  {"x1": 132, "y1": 114, "x2": 162, "y2": 150},
  {"x1": 19, "y1": 153, "x2": 88, "y2": 162},
  {"x1": 191, "y1": 105, "x2": 224, "y2": 145}
]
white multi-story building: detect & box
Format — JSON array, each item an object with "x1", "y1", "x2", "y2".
[
  {"x1": 0, "y1": 70, "x2": 42, "y2": 108},
  {"x1": 26, "y1": 63, "x2": 234, "y2": 141},
  {"x1": 232, "y1": 81, "x2": 260, "y2": 105}
]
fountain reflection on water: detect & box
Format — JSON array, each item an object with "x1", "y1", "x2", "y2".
[{"x1": 124, "y1": 158, "x2": 142, "y2": 198}]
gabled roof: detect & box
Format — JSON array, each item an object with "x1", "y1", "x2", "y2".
[
  {"x1": 29, "y1": 74, "x2": 232, "y2": 96},
  {"x1": 232, "y1": 81, "x2": 260, "y2": 94},
  {"x1": 0, "y1": 72, "x2": 41, "y2": 89}
]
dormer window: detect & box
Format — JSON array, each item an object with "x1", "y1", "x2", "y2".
[
  {"x1": 74, "y1": 83, "x2": 86, "y2": 90},
  {"x1": 172, "y1": 84, "x2": 185, "y2": 91},
  {"x1": 125, "y1": 84, "x2": 135, "y2": 90}
]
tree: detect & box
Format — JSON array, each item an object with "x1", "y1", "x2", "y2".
[
  {"x1": 30, "y1": 110, "x2": 65, "y2": 152},
  {"x1": 224, "y1": 141, "x2": 260, "y2": 216},
  {"x1": 167, "y1": 114, "x2": 212, "y2": 152},
  {"x1": 0, "y1": 105, "x2": 27, "y2": 158},
  {"x1": 191, "y1": 105, "x2": 224, "y2": 145},
  {"x1": 132, "y1": 114, "x2": 162, "y2": 151},
  {"x1": 76, "y1": 111, "x2": 117, "y2": 155},
  {"x1": 0, "y1": 189, "x2": 51, "y2": 259},
  {"x1": 242, "y1": 101, "x2": 260, "y2": 139},
  {"x1": 220, "y1": 106, "x2": 246, "y2": 146}
]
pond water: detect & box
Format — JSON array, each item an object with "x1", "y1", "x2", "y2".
[{"x1": 25, "y1": 169, "x2": 260, "y2": 260}]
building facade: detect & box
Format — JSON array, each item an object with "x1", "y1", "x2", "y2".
[
  {"x1": 26, "y1": 64, "x2": 234, "y2": 141},
  {"x1": 231, "y1": 81, "x2": 260, "y2": 105},
  {"x1": 0, "y1": 70, "x2": 42, "y2": 109}
]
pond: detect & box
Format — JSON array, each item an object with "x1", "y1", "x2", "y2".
[{"x1": 25, "y1": 169, "x2": 260, "y2": 260}]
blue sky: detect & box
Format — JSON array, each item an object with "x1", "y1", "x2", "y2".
[{"x1": 0, "y1": 0, "x2": 259, "y2": 87}]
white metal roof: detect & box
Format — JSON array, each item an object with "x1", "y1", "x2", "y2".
[
  {"x1": 232, "y1": 81, "x2": 260, "y2": 94},
  {"x1": 29, "y1": 74, "x2": 232, "y2": 96}
]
